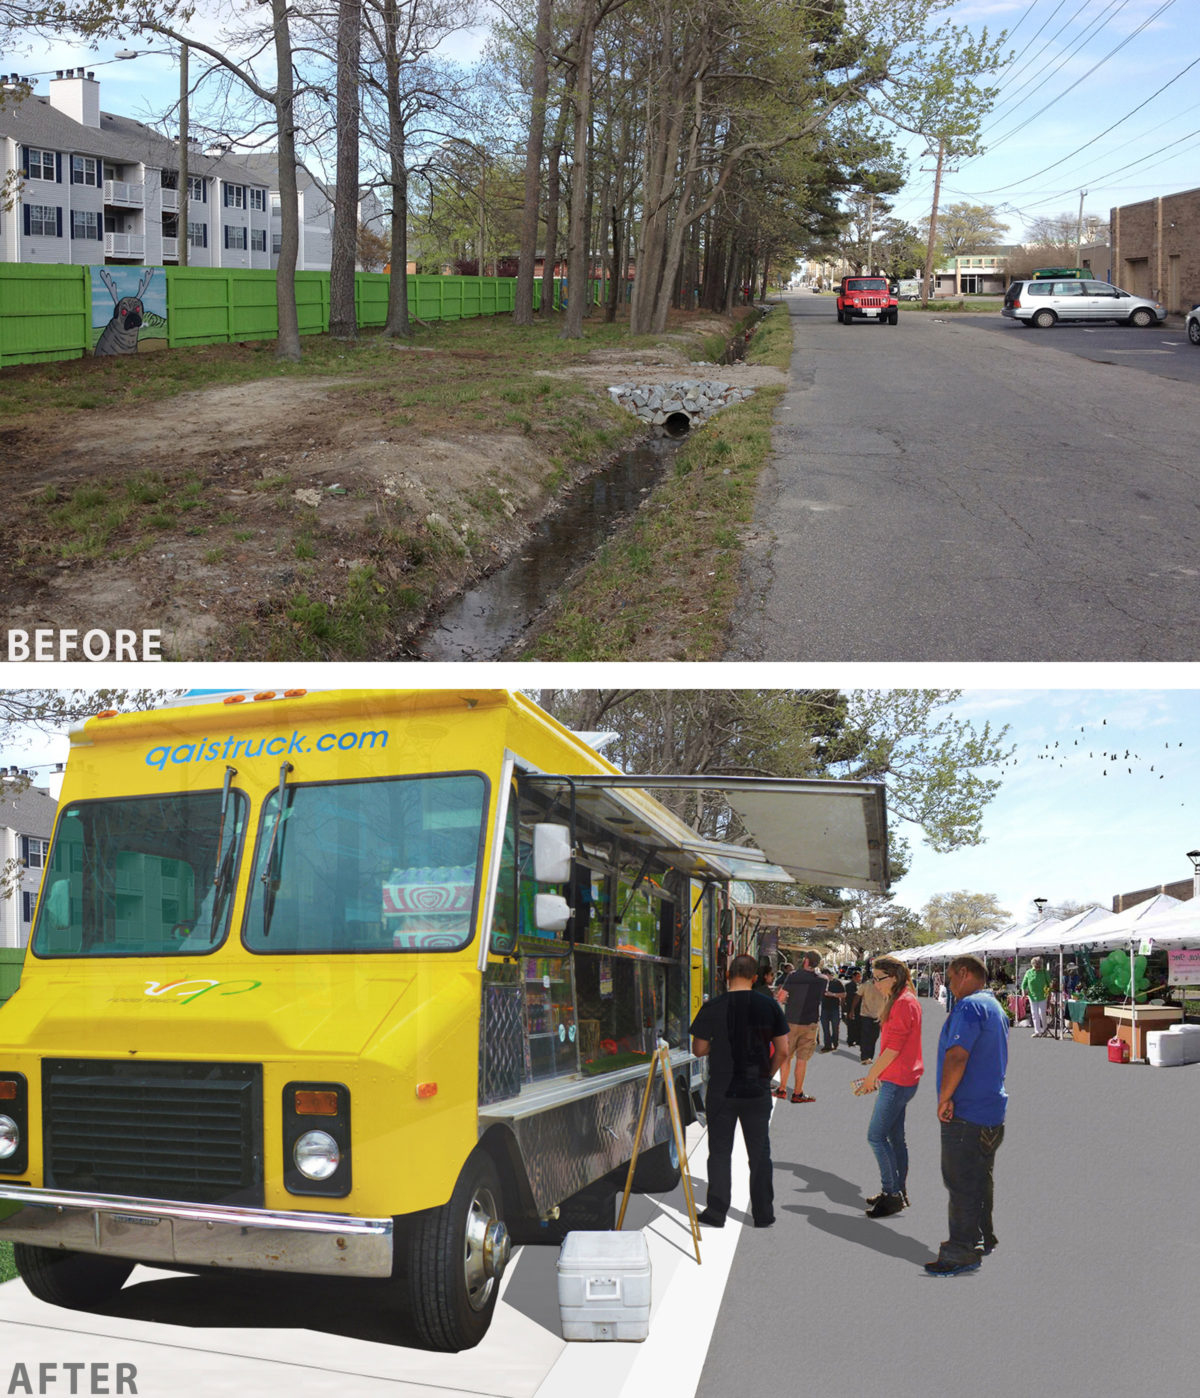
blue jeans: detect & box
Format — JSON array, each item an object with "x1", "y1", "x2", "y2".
[
  {"x1": 938, "y1": 1117, "x2": 1004, "y2": 1263},
  {"x1": 867, "y1": 1081, "x2": 918, "y2": 1194}
]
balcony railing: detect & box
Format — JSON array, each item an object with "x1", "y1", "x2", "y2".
[
  {"x1": 104, "y1": 232, "x2": 145, "y2": 258},
  {"x1": 160, "y1": 188, "x2": 179, "y2": 213},
  {"x1": 104, "y1": 179, "x2": 144, "y2": 207},
  {"x1": 162, "y1": 236, "x2": 179, "y2": 259}
]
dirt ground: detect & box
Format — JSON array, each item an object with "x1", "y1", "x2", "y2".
[{"x1": 1, "y1": 316, "x2": 783, "y2": 660}]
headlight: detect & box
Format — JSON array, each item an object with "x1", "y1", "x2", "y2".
[
  {"x1": 293, "y1": 1129, "x2": 340, "y2": 1181},
  {"x1": 0, "y1": 1115, "x2": 18, "y2": 1161}
]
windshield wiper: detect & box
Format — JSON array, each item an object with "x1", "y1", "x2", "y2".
[
  {"x1": 261, "y1": 762, "x2": 294, "y2": 938},
  {"x1": 208, "y1": 765, "x2": 239, "y2": 943}
]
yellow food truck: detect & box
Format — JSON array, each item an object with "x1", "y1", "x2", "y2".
[{"x1": 0, "y1": 689, "x2": 887, "y2": 1349}]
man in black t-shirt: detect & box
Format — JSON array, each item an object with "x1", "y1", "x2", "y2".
[{"x1": 690, "y1": 953, "x2": 789, "y2": 1228}]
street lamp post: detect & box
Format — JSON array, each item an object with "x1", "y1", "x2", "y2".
[{"x1": 1187, "y1": 849, "x2": 1200, "y2": 902}]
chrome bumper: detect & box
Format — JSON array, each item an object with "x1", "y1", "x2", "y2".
[{"x1": 0, "y1": 1185, "x2": 393, "y2": 1278}]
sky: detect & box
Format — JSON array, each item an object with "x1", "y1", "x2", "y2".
[
  {"x1": 888, "y1": 688, "x2": 1200, "y2": 924},
  {"x1": 887, "y1": 0, "x2": 1200, "y2": 244},
  {"x1": 6, "y1": 0, "x2": 1196, "y2": 246},
  {"x1": 5, "y1": 681, "x2": 1200, "y2": 935}
]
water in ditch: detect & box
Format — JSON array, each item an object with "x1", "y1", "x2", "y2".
[{"x1": 406, "y1": 437, "x2": 677, "y2": 661}]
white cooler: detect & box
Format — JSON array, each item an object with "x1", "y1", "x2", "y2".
[
  {"x1": 1167, "y1": 1023, "x2": 1200, "y2": 1063},
  {"x1": 557, "y1": 1230, "x2": 652, "y2": 1342},
  {"x1": 1147, "y1": 1029, "x2": 1185, "y2": 1066}
]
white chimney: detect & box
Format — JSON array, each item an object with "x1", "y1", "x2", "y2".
[{"x1": 49, "y1": 68, "x2": 101, "y2": 128}]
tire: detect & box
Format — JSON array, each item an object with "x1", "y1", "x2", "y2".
[
  {"x1": 13, "y1": 1244, "x2": 134, "y2": 1310},
  {"x1": 835, "y1": 308, "x2": 844, "y2": 322},
  {"x1": 1128, "y1": 308, "x2": 1154, "y2": 328},
  {"x1": 630, "y1": 1131, "x2": 682, "y2": 1194},
  {"x1": 1032, "y1": 309, "x2": 1056, "y2": 329},
  {"x1": 400, "y1": 1148, "x2": 510, "y2": 1352},
  {"x1": 1189, "y1": 318, "x2": 1200, "y2": 346}
]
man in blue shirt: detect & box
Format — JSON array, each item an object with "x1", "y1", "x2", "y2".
[{"x1": 926, "y1": 953, "x2": 1009, "y2": 1276}]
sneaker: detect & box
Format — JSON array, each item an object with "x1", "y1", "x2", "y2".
[
  {"x1": 696, "y1": 1209, "x2": 725, "y2": 1227},
  {"x1": 983, "y1": 1238, "x2": 998, "y2": 1255},
  {"x1": 866, "y1": 1191, "x2": 909, "y2": 1209},
  {"x1": 753, "y1": 1216, "x2": 775, "y2": 1228},
  {"x1": 865, "y1": 1193, "x2": 905, "y2": 1218},
  {"x1": 924, "y1": 1258, "x2": 981, "y2": 1276}
]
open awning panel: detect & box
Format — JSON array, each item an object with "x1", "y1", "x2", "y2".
[{"x1": 523, "y1": 773, "x2": 889, "y2": 893}]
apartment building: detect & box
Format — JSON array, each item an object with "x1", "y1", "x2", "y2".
[
  {"x1": 0, "y1": 775, "x2": 57, "y2": 951},
  {"x1": 0, "y1": 68, "x2": 274, "y2": 268},
  {"x1": 235, "y1": 153, "x2": 385, "y2": 271}
]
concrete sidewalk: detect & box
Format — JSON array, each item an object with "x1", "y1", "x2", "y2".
[{"x1": 696, "y1": 1001, "x2": 1198, "y2": 1397}]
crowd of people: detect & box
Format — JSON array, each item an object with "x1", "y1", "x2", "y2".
[{"x1": 690, "y1": 950, "x2": 1009, "y2": 1277}]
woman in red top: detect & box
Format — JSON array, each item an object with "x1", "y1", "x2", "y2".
[{"x1": 854, "y1": 956, "x2": 923, "y2": 1218}]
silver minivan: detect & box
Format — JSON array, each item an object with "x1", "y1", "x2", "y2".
[{"x1": 1003, "y1": 279, "x2": 1165, "y2": 329}]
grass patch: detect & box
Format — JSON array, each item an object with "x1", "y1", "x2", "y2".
[
  {"x1": 0, "y1": 1239, "x2": 14, "y2": 1284},
  {"x1": 3, "y1": 304, "x2": 753, "y2": 659},
  {"x1": 528, "y1": 303, "x2": 791, "y2": 660},
  {"x1": 527, "y1": 381, "x2": 786, "y2": 660}
]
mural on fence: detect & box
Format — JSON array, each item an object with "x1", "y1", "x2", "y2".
[{"x1": 92, "y1": 267, "x2": 166, "y2": 354}]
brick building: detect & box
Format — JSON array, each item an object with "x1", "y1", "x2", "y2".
[{"x1": 1110, "y1": 185, "x2": 1200, "y2": 314}]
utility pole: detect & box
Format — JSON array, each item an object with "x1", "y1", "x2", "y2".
[
  {"x1": 1074, "y1": 187, "x2": 1087, "y2": 268},
  {"x1": 921, "y1": 139, "x2": 944, "y2": 304},
  {"x1": 865, "y1": 192, "x2": 875, "y2": 273},
  {"x1": 178, "y1": 44, "x2": 188, "y2": 268}
]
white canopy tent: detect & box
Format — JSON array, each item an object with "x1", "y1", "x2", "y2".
[{"x1": 1018, "y1": 894, "x2": 1180, "y2": 952}]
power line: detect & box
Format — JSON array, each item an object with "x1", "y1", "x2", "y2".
[
  {"x1": 980, "y1": 0, "x2": 1181, "y2": 153},
  {"x1": 983, "y1": 0, "x2": 1132, "y2": 130},
  {"x1": 969, "y1": 52, "x2": 1200, "y2": 194}
]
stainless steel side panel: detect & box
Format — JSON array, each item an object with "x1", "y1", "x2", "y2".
[
  {"x1": 479, "y1": 1057, "x2": 688, "y2": 1212},
  {"x1": 0, "y1": 1186, "x2": 393, "y2": 1277}
]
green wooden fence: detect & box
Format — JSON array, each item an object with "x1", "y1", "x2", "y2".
[
  {"x1": 0, "y1": 948, "x2": 23, "y2": 1008},
  {"x1": 0, "y1": 267, "x2": 580, "y2": 369}
]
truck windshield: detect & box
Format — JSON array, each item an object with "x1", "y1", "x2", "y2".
[
  {"x1": 31, "y1": 790, "x2": 248, "y2": 957},
  {"x1": 242, "y1": 773, "x2": 488, "y2": 954}
]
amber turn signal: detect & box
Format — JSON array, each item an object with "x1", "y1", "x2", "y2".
[
  {"x1": 415, "y1": 1082, "x2": 438, "y2": 1099},
  {"x1": 0, "y1": 1082, "x2": 16, "y2": 1100},
  {"x1": 294, "y1": 1089, "x2": 339, "y2": 1116}
]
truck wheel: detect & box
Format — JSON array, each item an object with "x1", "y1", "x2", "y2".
[
  {"x1": 401, "y1": 1148, "x2": 510, "y2": 1351},
  {"x1": 836, "y1": 308, "x2": 844, "y2": 322},
  {"x1": 630, "y1": 1132, "x2": 682, "y2": 1193},
  {"x1": 13, "y1": 1244, "x2": 134, "y2": 1310}
]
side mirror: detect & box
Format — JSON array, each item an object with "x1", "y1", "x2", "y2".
[
  {"x1": 531, "y1": 823, "x2": 572, "y2": 884},
  {"x1": 535, "y1": 892, "x2": 571, "y2": 934}
]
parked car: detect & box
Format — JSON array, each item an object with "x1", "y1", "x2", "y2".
[
  {"x1": 1002, "y1": 278, "x2": 1165, "y2": 329},
  {"x1": 1187, "y1": 304, "x2": 1200, "y2": 345}
]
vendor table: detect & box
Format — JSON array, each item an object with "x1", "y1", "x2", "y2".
[{"x1": 1104, "y1": 1005, "x2": 1183, "y2": 1060}]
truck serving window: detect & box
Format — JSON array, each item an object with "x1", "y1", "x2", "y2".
[
  {"x1": 31, "y1": 790, "x2": 248, "y2": 957},
  {"x1": 243, "y1": 773, "x2": 488, "y2": 954}
]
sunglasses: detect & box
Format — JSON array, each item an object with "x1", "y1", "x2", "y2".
[{"x1": 872, "y1": 973, "x2": 893, "y2": 983}]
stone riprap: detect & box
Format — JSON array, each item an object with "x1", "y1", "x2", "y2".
[{"x1": 607, "y1": 379, "x2": 755, "y2": 430}]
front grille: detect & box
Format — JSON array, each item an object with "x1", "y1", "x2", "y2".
[
  {"x1": 857, "y1": 296, "x2": 887, "y2": 307},
  {"x1": 42, "y1": 1059, "x2": 264, "y2": 1205}
]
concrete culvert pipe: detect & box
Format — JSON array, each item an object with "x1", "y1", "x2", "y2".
[{"x1": 663, "y1": 411, "x2": 691, "y2": 438}]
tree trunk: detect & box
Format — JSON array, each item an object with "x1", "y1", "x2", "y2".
[
  {"x1": 272, "y1": 0, "x2": 301, "y2": 362},
  {"x1": 540, "y1": 104, "x2": 570, "y2": 314},
  {"x1": 329, "y1": 0, "x2": 361, "y2": 339},
  {"x1": 513, "y1": 0, "x2": 552, "y2": 325},
  {"x1": 381, "y1": 0, "x2": 410, "y2": 337},
  {"x1": 561, "y1": 16, "x2": 597, "y2": 340}
]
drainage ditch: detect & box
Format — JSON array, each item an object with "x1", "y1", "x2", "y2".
[
  {"x1": 406, "y1": 317, "x2": 765, "y2": 662},
  {"x1": 405, "y1": 437, "x2": 678, "y2": 661}
]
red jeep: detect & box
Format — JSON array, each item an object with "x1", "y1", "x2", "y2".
[{"x1": 837, "y1": 276, "x2": 898, "y2": 325}]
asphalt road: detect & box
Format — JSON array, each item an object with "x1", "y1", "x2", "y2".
[
  {"x1": 728, "y1": 295, "x2": 1200, "y2": 660},
  {"x1": 3, "y1": 1013, "x2": 1195, "y2": 1397},
  {"x1": 696, "y1": 1004, "x2": 1199, "y2": 1398}
]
